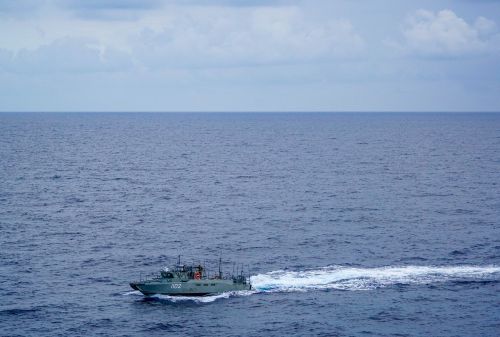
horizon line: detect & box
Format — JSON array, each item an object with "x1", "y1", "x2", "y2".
[{"x1": 1, "y1": 111, "x2": 500, "y2": 114}]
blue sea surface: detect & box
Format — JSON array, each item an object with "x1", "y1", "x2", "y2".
[{"x1": 0, "y1": 112, "x2": 499, "y2": 337}]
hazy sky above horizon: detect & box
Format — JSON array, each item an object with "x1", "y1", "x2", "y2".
[{"x1": 1, "y1": 0, "x2": 500, "y2": 112}]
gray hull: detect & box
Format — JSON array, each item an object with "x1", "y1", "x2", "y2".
[{"x1": 131, "y1": 279, "x2": 251, "y2": 296}]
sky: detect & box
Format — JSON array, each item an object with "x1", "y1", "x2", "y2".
[{"x1": 0, "y1": 0, "x2": 499, "y2": 112}]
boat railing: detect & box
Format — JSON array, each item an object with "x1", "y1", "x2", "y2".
[
  {"x1": 135, "y1": 259, "x2": 252, "y2": 283},
  {"x1": 137, "y1": 271, "x2": 163, "y2": 282}
]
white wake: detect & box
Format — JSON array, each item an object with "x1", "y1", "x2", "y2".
[
  {"x1": 124, "y1": 265, "x2": 500, "y2": 303},
  {"x1": 251, "y1": 265, "x2": 500, "y2": 292}
]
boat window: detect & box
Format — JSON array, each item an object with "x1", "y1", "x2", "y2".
[
  {"x1": 211, "y1": 283, "x2": 215, "y2": 286},
  {"x1": 196, "y1": 284, "x2": 201, "y2": 286}
]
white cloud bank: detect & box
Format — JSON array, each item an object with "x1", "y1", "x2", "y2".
[
  {"x1": 1, "y1": 1, "x2": 500, "y2": 112},
  {"x1": 132, "y1": 6, "x2": 364, "y2": 68},
  {"x1": 397, "y1": 9, "x2": 500, "y2": 56},
  {"x1": 0, "y1": 38, "x2": 132, "y2": 73},
  {"x1": 0, "y1": 4, "x2": 364, "y2": 72}
]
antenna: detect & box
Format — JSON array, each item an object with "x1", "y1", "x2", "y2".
[
  {"x1": 177, "y1": 255, "x2": 181, "y2": 265},
  {"x1": 218, "y1": 256, "x2": 222, "y2": 279}
]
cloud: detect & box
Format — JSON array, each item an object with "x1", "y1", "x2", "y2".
[
  {"x1": 0, "y1": 2, "x2": 364, "y2": 67},
  {"x1": 0, "y1": 38, "x2": 132, "y2": 73},
  {"x1": 53, "y1": 0, "x2": 289, "y2": 21},
  {"x1": 60, "y1": 0, "x2": 163, "y2": 10},
  {"x1": 0, "y1": 0, "x2": 163, "y2": 19},
  {"x1": 132, "y1": 6, "x2": 364, "y2": 68},
  {"x1": 176, "y1": 0, "x2": 289, "y2": 7},
  {"x1": 0, "y1": 0, "x2": 48, "y2": 18},
  {"x1": 395, "y1": 9, "x2": 500, "y2": 56},
  {"x1": 0, "y1": 4, "x2": 364, "y2": 71},
  {"x1": 57, "y1": 0, "x2": 165, "y2": 20}
]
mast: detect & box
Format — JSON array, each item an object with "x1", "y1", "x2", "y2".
[{"x1": 218, "y1": 256, "x2": 222, "y2": 279}]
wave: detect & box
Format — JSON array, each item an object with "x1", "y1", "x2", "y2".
[
  {"x1": 123, "y1": 265, "x2": 500, "y2": 303},
  {"x1": 123, "y1": 290, "x2": 254, "y2": 304}
]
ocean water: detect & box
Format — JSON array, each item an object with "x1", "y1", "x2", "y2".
[{"x1": 0, "y1": 112, "x2": 499, "y2": 337}]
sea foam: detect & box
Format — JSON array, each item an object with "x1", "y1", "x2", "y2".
[{"x1": 251, "y1": 265, "x2": 500, "y2": 292}]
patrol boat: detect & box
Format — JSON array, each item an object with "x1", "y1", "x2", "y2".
[{"x1": 130, "y1": 257, "x2": 251, "y2": 296}]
